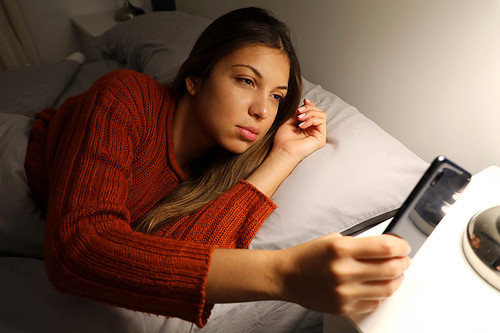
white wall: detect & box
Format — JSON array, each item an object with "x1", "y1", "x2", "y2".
[{"x1": 179, "y1": 0, "x2": 500, "y2": 174}]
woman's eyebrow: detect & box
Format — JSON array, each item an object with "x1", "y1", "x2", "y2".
[
  {"x1": 232, "y1": 64, "x2": 288, "y2": 90},
  {"x1": 233, "y1": 64, "x2": 263, "y2": 78}
]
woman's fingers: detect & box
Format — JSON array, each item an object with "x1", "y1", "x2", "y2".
[
  {"x1": 280, "y1": 233, "x2": 412, "y2": 315},
  {"x1": 330, "y1": 256, "x2": 410, "y2": 283},
  {"x1": 333, "y1": 274, "x2": 405, "y2": 301},
  {"x1": 297, "y1": 110, "x2": 326, "y2": 128},
  {"x1": 339, "y1": 299, "x2": 385, "y2": 315},
  {"x1": 297, "y1": 101, "x2": 323, "y2": 119},
  {"x1": 332, "y1": 234, "x2": 411, "y2": 259},
  {"x1": 324, "y1": 274, "x2": 405, "y2": 315},
  {"x1": 296, "y1": 102, "x2": 327, "y2": 145},
  {"x1": 328, "y1": 235, "x2": 411, "y2": 281},
  {"x1": 296, "y1": 98, "x2": 326, "y2": 133}
]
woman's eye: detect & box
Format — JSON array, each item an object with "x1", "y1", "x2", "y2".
[
  {"x1": 238, "y1": 78, "x2": 253, "y2": 86},
  {"x1": 272, "y1": 94, "x2": 283, "y2": 102}
]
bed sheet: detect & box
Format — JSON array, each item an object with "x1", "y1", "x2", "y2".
[{"x1": 0, "y1": 256, "x2": 322, "y2": 333}]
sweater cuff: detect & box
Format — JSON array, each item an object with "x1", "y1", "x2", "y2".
[
  {"x1": 197, "y1": 245, "x2": 216, "y2": 327},
  {"x1": 238, "y1": 179, "x2": 278, "y2": 210}
]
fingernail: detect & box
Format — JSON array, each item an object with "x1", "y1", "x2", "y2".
[
  {"x1": 298, "y1": 113, "x2": 306, "y2": 119},
  {"x1": 305, "y1": 98, "x2": 311, "y2": 103},
  {"x1": 297, "y1": 106, "x2": 306, "y2": 112}
]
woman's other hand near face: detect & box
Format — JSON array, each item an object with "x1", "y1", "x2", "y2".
[
  {"x1": 245, "y1": 98, "x2": 326, "y2": 197},
  {"x1": 272, "y1": 98, "x2": 327, "y2": 165}
]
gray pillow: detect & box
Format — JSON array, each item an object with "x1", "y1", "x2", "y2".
[
  {"x1": 0, "y1": 59, "x2": 80, "y2": 117},
  {"x1": 54, "y1": 59, "x2": 121, "y2": 108},
  {"x1": 0, "y1": 113, "x2": 44, "y2": 258},
  {"x1": 250, "y1": 79, "x2": 429, "y2": 250},
  {"x1": 95, "y1": 11, "x2": 210, "y2": 85}
]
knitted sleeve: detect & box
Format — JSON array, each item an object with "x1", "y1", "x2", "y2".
[
  {"x1": 154, "y1": 180, "x2": 277, "y2": 248},
  {"x1": 42, "y1": 73, "x2": 214, "y2": 327}
]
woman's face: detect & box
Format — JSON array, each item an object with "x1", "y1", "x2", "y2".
[{"x1": 187, "y1": 45, "x2": 290, "y2": 154}]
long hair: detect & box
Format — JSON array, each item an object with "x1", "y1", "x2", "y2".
[{"x1": 134, "y1": 7, "x2": 302, "y2": 234}]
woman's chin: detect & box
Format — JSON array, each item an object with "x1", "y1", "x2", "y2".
[{"x1": 222, "y1": 141, "x2": 254, "y2": 154}]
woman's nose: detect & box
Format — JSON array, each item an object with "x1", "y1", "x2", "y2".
[{"x1": 249, "y1": 96, "x2": 269, "y2": 119}]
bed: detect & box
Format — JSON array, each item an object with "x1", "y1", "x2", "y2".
[{"x1": 0, "y1": 9, "x2": 428, "y2": 333}]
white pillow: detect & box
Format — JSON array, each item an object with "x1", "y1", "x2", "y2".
[{"x1": 250, "y1": 79, "x2": 429, "y2": 250}]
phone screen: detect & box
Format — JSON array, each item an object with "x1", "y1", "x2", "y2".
[{"x1": 384, "y1": 157, "x2": 471, "y2": 258}]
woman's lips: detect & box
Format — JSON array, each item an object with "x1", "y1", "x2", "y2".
[{"x1": 238, "y1": 126, "x2": 259, "y2": 141}]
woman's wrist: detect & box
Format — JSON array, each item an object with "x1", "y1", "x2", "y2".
[{"x1": 245, "y1": 149, "x2": 300, "y2": 197}]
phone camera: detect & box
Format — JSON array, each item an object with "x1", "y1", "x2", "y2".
[{"x1": 431, "y1": 170, "x2": 444, "y2": 187}]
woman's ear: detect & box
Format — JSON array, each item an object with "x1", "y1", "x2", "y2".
[{"x1": 185, "y1": 76, "x2": 199, "y2": 96}]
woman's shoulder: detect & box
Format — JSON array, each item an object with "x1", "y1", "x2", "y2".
[
  {"x1": 87, "y1": 69, "x2": 175, "y2": 110},
  {"x1": 91, "y1": 69, "x2": 161, "y2": 93}
]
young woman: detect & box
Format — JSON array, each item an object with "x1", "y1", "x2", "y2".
[{"x1": 25, "y1": 7, "x2": 410, "y2": 327}]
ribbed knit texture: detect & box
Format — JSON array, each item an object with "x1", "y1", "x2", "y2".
[{"x1": 24, "y1": 69, "x2": 277, "y2": 327}]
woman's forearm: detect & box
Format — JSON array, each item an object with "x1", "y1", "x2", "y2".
[
  {"x1": 205, "y1": 234, "x2": 412, "y2": 315},
  {"x1": 205, "y1": 248, "x2": 284, "y2": 304},
  {"x1": 206, "y1": 152, "x2": 299, "y2": 303}
]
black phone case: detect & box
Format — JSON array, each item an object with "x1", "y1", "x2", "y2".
[{"x1": 383, "y1": 155, "x2": 471, "y2": 258}]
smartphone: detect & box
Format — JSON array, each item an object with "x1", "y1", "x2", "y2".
[{"x1": 383, "y1": 156, "x2": 471, "y2": 258}]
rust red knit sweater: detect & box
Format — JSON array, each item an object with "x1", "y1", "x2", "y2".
[{"x1": 24, "y1": 69, "x2": 277, "y2": 327}]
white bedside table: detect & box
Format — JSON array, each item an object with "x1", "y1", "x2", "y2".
[
  {"x1": 71, "y1": 11, "x2": 117, "y2": 60},
  {"x1": 324, "y1": 166, "x2": 500, "y2": 333}
]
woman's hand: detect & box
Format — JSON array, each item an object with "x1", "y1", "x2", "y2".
[
  {"x1": 245, "y1": 98, "x2": 326, "y2": 197},
  {"x1": 277, "y1": 233, "x2": 411, "y2": 315},
  {"x1": 206, "y1": 233, "x2": 411, "y2": 316},
  {"x1": 272, "y1": 98, "x2": 327, "y2": 165}
]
